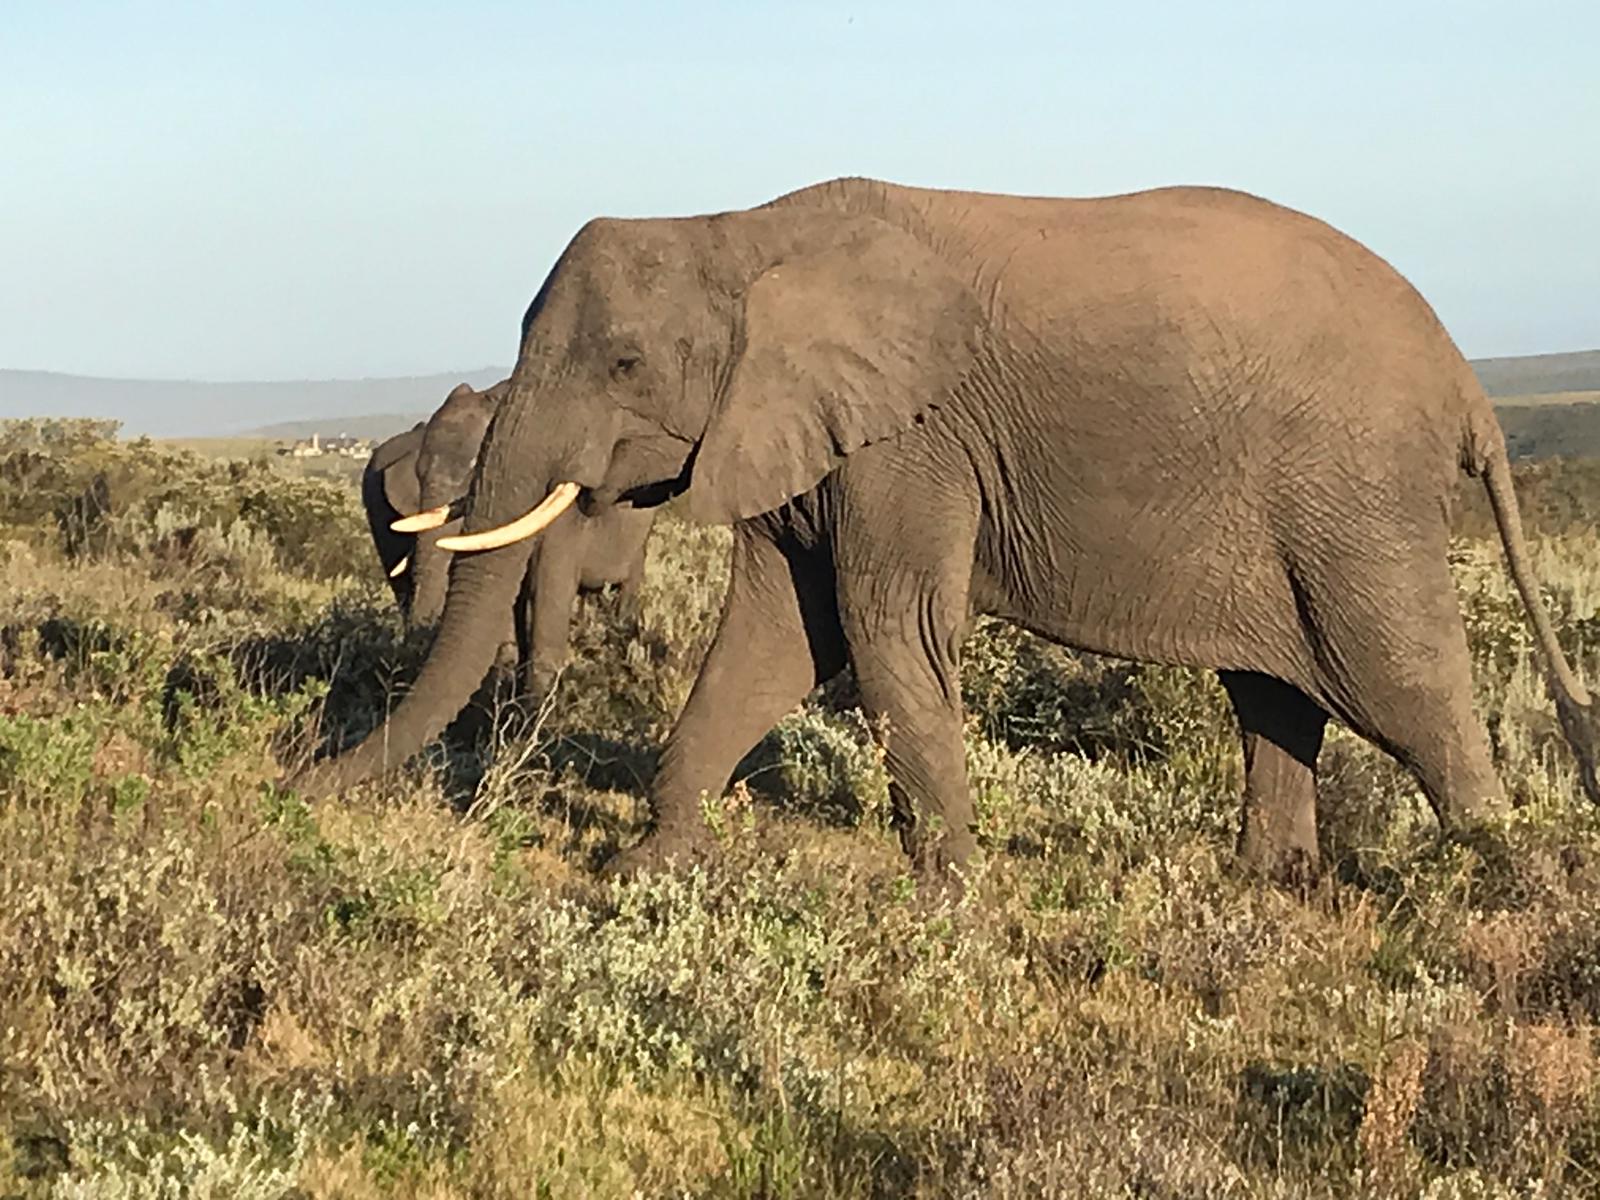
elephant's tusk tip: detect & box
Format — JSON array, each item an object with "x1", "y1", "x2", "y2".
[
  {"x1": 388, "y1": 555, "x2": 410, "y2": 578},
  {"x1": 391, "y1": 505, "x2": 452, "y2": 533}
]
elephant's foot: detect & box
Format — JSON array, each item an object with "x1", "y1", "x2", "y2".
[
  {"x1": 1237, "y1": 796, "x2": 1321, "y2": 890},
  {"x1": 279, "y1": 760, "x2": 343, "y2": 803},
  {"x1": 492, "y1": 639, "x2": 520, "y2": 672},
  {"x1": 1437, "y1": 809, "x2": 1516, "y2": 880},
  {"x1": 901, "y1": 824, "x2": 978, "y2": 899},
  {"x1": 601, "y1": 822, "x2": 717, "y2": 881},
  {"x1": 519, "y1": 665, "x2": 560, "y2": 706},
  {"x1": 1238, "y1": 840, "x2": 1321, "y2": 893},
  {"x1": 1436, "y1": 789, "x2": 1512, "y2": 836}
]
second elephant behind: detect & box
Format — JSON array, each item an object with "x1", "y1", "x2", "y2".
[{"x1": 363, "y1": 381, "x2": 656, "y2": 694}]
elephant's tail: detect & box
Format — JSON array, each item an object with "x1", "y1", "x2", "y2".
[{"x1": 1468, "y1": 399, "x2": 1600, "y2": 802}]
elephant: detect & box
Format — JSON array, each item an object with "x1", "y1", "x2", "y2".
[
  {"x1": 360, "y1": 381, "x2": 655, "y2": 694},
  {"x1": 297, "y1": 175, "x2": 1600, "y2": 884}
]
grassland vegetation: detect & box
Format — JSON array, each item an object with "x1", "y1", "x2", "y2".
[{"x1": 5, "y1": 420, "x2": 1600, "y2": 1196}]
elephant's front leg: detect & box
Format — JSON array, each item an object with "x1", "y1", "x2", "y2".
[
  {"x1": 1219, "y1": 670, "x2": 1327, "y2": 884},
  {"x1": 610, "y1": 534, "x2": 646, "y2": 637},
  {"x1": 519, "y1": 511, "x2": 585, "y2": 698},
  {"x1": 610, "y1": 524, "x2": 845, "y2": 872},
  {"x1": 834, "y1": 473, "x2": 981, "y2": 881}
]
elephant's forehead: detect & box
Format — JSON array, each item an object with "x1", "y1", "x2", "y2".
[
  {"x1": 571, "y1": 218, "x2": 702, "y2": 288},
  {"x1": 531, "y1": 218, "x2": 721, "y2": 363}
]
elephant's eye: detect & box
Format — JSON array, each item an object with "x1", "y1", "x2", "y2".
[{"x1": 610, "y1": 355, "x2": 641, "y2": 381}]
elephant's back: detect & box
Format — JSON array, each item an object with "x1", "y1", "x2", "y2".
[
  {"x1": 792, "y1": 178, "x2": 1468, "y2": 405},
  {"x1": 885, "y1": 180, "x2": 1474, "y2": 472}
]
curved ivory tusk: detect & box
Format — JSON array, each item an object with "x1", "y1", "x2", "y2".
[
  {"x1": 389, "y1": 555, "x2": 410, "y2": 578},
  {"x1": 391, "y1": 504, "x2": 453, "y2": 533},
  {"x1": 437, "y1": 482, "x2": 581, "y2": 552}
]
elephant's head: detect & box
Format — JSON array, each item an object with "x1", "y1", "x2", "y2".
[
  {"x1": 310, "y1": 189, "x2": 986, "y2": 788},
  {"x1": 454, "y1": 203, "x2": 983, "y2": 538},
  {"x1": 399, "y1": 382, "x2": 504, "y2": 626},
  {"x1": 361, "y1": 423, "x2": 424, "y2": 614}
]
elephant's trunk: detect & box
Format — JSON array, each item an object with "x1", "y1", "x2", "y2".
[
  {"x1": 294, "y1": 540, "x2": 532, "y2": 795},
  {"x1": 407, "y1": 526, "x2": 456, "y2": 628}
]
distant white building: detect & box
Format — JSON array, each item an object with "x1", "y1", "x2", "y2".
[{"x1": 277, "y1": 432, "x2": 372, "y2": 458}]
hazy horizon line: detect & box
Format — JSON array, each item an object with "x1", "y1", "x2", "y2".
[
  {"x1": 6, "y1": 346, "x2": 1600, "y2": 387},
  {"x1": 0, "y1": 363, "x2": 511, "y2": 386}
]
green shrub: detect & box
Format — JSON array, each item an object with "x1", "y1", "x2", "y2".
[{"x1": 0, "y1": 419, "x2": 368, "y2": 581}]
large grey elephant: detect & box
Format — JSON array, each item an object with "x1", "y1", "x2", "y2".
[
  {"x1": 299, "y1": 176, "x2": 1600, "y2": 883},
  {"x1": 360, "y1": 381, "x2": 655, "y2": 694}
]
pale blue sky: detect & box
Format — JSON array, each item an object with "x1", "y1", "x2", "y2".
[{"x1": 1, "y1": 0, "x2": 1595, "y2": 381}]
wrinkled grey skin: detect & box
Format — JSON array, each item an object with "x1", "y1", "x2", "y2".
[
  {"x1": 306, "y1": 176, "x2": 1600, "y2": 884},
  {"x1": 359, "y1": 381, "x2": 654, "y2": 693}
]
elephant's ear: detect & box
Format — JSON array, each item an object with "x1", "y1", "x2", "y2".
[
  {"x1": 683, "y1": 222, "x2": 984, "y2": 525},
  {"x1": 383, "y1": 458, "x2": 422, "y2": 518},
  {"x1": 369, "y1": 424, "x2": 424, "y2": 475},
  {"x1": 372, "y1": 427, "x2": 424, "y2": 515}
]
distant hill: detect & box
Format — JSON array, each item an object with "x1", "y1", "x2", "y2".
[
  {"x1": 1493, "y1": 390, "x2": 1600, "y2": 410},
  {"x1": 0, "y1": 368, "x2": 508, "y2": 438},
  {"x1": 1473, "y1": 351, "x2": 1600, "y2": 398},
  {"x1": 1468, "y1": 350, "x2": 1600, "y2": 460},
  {"x1": 5, "y1": 349, "x2": 1600, "y2": 450},
  {"x1": 243, "y1": 413, "x2": 429, "y2": 441},
  {"x1": 1497, "y1": 399, "x2": 1600, "y2": 461}
]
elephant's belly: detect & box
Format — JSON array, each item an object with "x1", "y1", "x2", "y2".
[{"x1": 971, "y1": 535, "x2": 1307, "y2": 679}]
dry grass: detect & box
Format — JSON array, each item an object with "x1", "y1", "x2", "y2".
[{"x1": 5, "y1": 419, "x2": 1600, "y2": 1197}]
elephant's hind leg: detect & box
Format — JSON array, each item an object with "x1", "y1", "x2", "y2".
[
  {"x1": 1219, "y1": 670, "x2": 1327, "y2": 883},
  {"x1": 1298, "y1": 555, "x2": 1506, "y2": 834}
]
